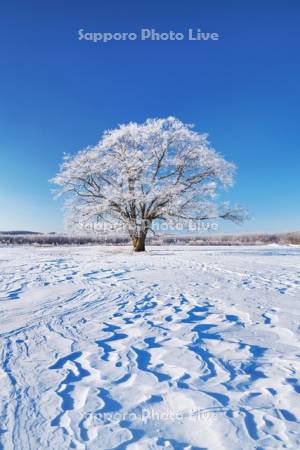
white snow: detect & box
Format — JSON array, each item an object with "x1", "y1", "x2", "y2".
[{"x1": 0, "y1": 245, "x2": 300, "y2": 449}]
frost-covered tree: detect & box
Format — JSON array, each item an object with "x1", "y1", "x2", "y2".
[{"x1": 52, "y1": 117, "x2": 246, "y2": 251}]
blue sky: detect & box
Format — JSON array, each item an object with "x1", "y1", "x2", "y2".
[{"x1": 0, "y1": 0, "x2": 299, "y2": 234}]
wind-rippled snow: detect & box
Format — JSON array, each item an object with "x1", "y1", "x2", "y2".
[{"x1": 0, "y1": 245, "x2": 300, "y2": 449}]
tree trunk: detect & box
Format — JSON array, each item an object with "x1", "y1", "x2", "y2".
[{"x1": 132, "y1": 233, "x2": 146, "y2": 252}]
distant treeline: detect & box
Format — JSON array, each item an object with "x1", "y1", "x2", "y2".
[
  {"x1": 0, "y1": 230, "x2": 42, "y2": 235},
  {"x1": 0, "y1": 231, "x2": 299, "y2": 246}
]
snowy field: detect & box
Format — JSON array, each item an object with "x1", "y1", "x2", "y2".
[{"x1": 0, "y1": 245, "x2": 300, "y2": 450}]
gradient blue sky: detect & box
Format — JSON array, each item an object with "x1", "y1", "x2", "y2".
[{"x1": 0, "y1": 0, "x2": 299, "y2": 233}]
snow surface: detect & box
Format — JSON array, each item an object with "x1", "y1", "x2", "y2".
[{"x1": 0, "y1": 245, "x2": 300, "y2": 450}]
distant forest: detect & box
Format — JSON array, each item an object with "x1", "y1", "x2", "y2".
[{"x1": 1, "y1": 231, "x2": 299, "y2": 246}]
